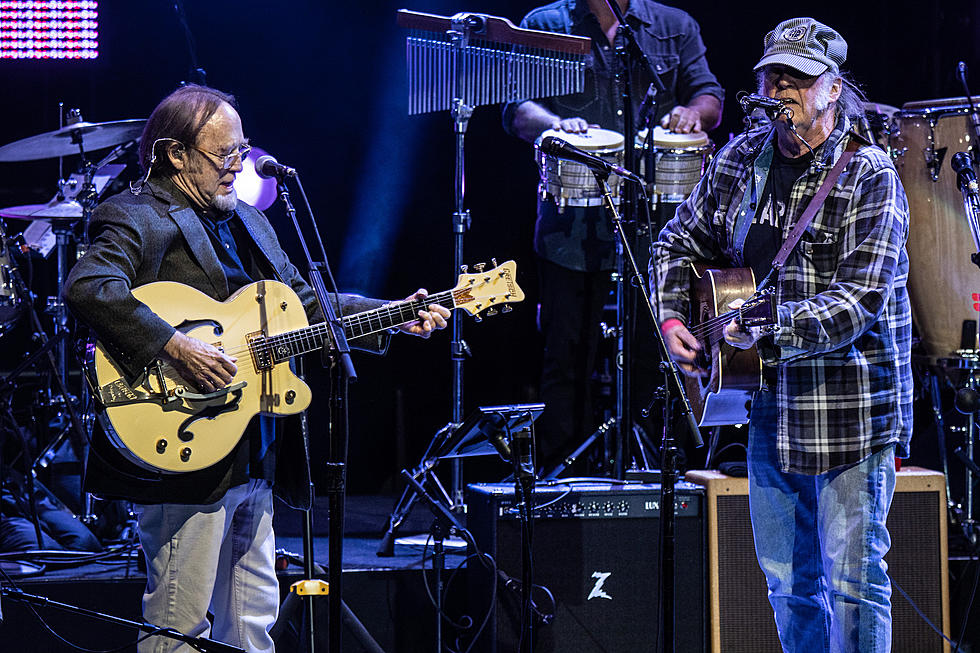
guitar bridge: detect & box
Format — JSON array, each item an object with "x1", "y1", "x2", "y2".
[{"x1": 247, "y1": 331, "x2": 273, "y2": 371}]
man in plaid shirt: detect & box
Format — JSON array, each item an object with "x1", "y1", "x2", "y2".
[{"x1": 653, "y1": 18, "x2": 911, "y2": 652}]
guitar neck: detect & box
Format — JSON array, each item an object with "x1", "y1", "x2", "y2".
[{"x1": 263, "y1": 289, "x2": 457, "y2": 363}]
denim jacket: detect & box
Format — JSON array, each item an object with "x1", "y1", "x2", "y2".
[{"x1": 502, "y1": 0, "x2": 724, "y2": 272}]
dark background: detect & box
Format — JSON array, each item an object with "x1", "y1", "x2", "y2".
[{"x1": 0, "y1": 0, "x2": 977, "y2": 493}]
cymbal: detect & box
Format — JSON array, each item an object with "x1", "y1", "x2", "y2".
[
  {"x1": 0, "y1": 199, "x2": 83, "y2": 221},
  {"x1": 0, "y1": 119, "x2": 145, "y2": 162}
]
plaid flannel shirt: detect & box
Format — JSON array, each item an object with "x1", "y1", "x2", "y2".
[{"x1": 652, "y1": 116, "x2": 913, "y2": 474}]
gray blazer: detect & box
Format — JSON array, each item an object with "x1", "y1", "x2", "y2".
[{"x1": 65, "y1": 177, "x2": 388, "y2": 507}]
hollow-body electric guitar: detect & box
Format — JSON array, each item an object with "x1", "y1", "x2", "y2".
[
  {"x1": 684, "y1": 265, "x2": 776, "y2": 427},
  {"x1": 92, "y1": 260, "x2": 524, "y2": 473}
]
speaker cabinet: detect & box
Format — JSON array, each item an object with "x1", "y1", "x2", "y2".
[
  {"x1": 465, "y1": 482, "x2": 706, "y2": 653},
  {"x1": 686, "y1": 467, "x2": 950, "y2": 653}
]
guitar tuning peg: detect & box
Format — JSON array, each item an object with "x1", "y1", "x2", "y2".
[
  {"x1": 473, "y1": 262, "x2": 486, "y2": 272},
  {"x1": 491, "y1": 257, "x2": 498, "y2": 268},
  {"x1": 460, "y1": 264, "x2": 469, "y2": 273},
  {"x1": 486, "y1": 307, "x2": 499, "y2": 317},
  {"x1": 473, "y1": 314, "x2": 482, "y2": 323},
  {"x1": 501, "y1": 305, "x2": 512, "y2": 313}
]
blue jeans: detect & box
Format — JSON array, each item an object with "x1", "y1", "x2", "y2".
[
  {"x1": 135, "y1": 479, "x2": 279, "y2": 653},
  {"x1": 748, "y1": 390, "x2": 896, "y2": 653}
]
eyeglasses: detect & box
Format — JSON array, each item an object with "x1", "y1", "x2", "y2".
[{"x1": 185, "y1": 141, "x2": 251, "y2": 169}]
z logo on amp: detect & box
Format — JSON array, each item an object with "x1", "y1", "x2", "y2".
[{"x1": 587, "y1": 571, "x2": 613, "y2": 600}]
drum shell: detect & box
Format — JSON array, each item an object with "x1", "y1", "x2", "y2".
[
  {"x1": 535, "y1": 128, "x2": 624, "y2": 206},
  {"x1": 892, "y1": 99, "x2": 980, "y2": 357},
  {"x1": 635, "y1": 127, "x2": 713, "y2": 202},
  {"x1": 642, "y1": 145, "x2": 712, "y2": 200}
]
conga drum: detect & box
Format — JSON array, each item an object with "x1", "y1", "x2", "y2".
[
  {"x1": 636, "y1": 126, "x2": 713, "y2": 201},
  {"x1": 892, "y1": 96, "x2": 980, "y2": 357},
  {"x1": 534, "y1": 128, "x2": 624, "y2": 208}
]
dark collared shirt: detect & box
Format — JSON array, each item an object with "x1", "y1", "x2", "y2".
[{"x1": 198, "y1": 208, "x2": 276, "y2": 481}]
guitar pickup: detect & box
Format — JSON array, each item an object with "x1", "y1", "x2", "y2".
[{"x1": 247, "y1": 331, "x2": 274, "y2": 371}]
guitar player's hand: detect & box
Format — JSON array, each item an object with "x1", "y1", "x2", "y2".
[
  {"x1": 662, "y1": 320, "x2": 707, "y2": 378},
  {"x1": 396, "y1": 289, "x2": 451, "y2": 339},
  {"x1": 161, "y1": 330, "x2": 238, "y2": 392},
  {"x1": 724, "y1": 299, "x2": 763, "y2": 350}
]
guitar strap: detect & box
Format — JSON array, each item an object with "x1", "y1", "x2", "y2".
[{"x1": 757, "y1": 135, "x2": 862, "y2": 290}]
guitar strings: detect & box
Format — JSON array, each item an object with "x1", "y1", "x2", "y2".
[
  {"x1": 686, "y1": 308, "x2": 743, "y2": 339},
  {"x1": 138, "y1": 283, "x2": 485, "y2": 387}
]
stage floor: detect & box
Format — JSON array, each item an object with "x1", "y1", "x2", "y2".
[{"x1": 0, "y1": 495, "x2": 467, "y2": 652}]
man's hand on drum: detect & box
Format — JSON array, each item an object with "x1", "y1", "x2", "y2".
[
  {"x1": 551, "y1": 116, "x2": 600, "y2": 134},
  {"x1": 660, "y1": 105, "x2": 702, "y2": 134},
  {"x1": 662, "y1": 319, "x2": 707, "y2": 378}
]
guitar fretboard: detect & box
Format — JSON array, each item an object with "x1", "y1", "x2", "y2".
[{"x1": 256, "y1": 290, "x2": 458, "y2": 364}]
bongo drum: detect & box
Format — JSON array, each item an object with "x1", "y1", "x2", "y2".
[{"x1": 535, "y1": 128, "x2": 624, "y2": 207}]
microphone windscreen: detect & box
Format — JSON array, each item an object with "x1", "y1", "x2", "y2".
[
  {"x1": 951, "y1": 151, "x2": 975, "y2": 175},
  {"x1": 538, "y1": 136, "x2": 566, "y2": 157},
  {"x1": 253, "y1": 154, "x2": 278, "y2": 179}
]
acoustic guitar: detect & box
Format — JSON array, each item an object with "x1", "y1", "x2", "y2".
[{"x1": 683, "y1": 265, "x2": 776, "y2": 427}]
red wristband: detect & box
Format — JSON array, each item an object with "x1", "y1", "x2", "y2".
[{"x1": 660, "y1": 318, "x2": 684, "y2": 335}]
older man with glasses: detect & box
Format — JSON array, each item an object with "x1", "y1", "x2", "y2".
[{"x1": 65, "y1": 84, "x2": 450, "y2": 652}]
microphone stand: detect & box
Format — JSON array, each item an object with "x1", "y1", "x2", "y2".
[
  {"x1": 1, "y1": 584, "x2": 244, "y2": 652},
  {"x1": 275, "y1": 171, "x2": 356, "y2": 653},
  {"x1": 603, "y1": 0, "x2": 667, "y2": 478},
  {"x1": 957, "y1": 63, "x2": 980, "y2": 160},
  {"x1": 592, "y1": 168, "x2": 702, "y2": 653}
]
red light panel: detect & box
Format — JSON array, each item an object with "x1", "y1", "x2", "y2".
[{"x1": 0, "y1": 1, "x2": 98, "y2": 59}]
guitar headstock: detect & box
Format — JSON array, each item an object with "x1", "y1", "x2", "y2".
[
  {"x1": 737, "y1": 289, "x2": 777, "y2": 328},
  {"x1": 453, "y1": 259, "x2": 525, "y2": 319}
]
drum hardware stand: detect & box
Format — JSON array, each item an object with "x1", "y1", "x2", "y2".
[
  {"x1": 945, "y1": 150, "x2": 980, "y2": 544},
  {"x1": 591, "y1": 166, "x2": 702, "y2": 653},
  {"x1": 0, "y1": 245, "x2": 89, "y2": 506},
  {"x1": 955, "y1": 61, "x2": 980, "y2": 160},
  {"x1": 602, "y1": 0, "x2": 669, "y2": 480}
]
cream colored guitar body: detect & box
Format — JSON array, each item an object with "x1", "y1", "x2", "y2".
[{"x1": 94, "y1": 280, "x2": 312, "y2": 473}]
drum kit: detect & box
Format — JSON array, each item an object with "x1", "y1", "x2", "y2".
[{"x1": 0, "y1": 111, "x2": 143, "y2": 535}]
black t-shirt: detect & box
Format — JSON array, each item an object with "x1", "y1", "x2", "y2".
[{"x1": 743, "y1": 148, "x2": 813, "y2": 287}]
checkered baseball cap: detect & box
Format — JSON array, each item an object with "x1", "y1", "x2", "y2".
[{"x1": 753, "y1": 17, "x2": 848, "y2": 76}]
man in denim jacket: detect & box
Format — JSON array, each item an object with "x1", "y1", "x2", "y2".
[{"x1": 503, "y1": 0, "x2": 723, "y2": 472}]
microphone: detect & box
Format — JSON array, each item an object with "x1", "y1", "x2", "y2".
[
  {"x1": 955, "y1": 386, "x2": 980, "y2": 415},
  {"x1": 512, "y1": 427, "x2": 535, "y2": 478},
  {"x1": 737, "y1": 92, "x2": 789, "y2": 119},
  {"x1": 538, "y1": 136, "x2": 642, "y2": 183},
  {"x1": 952, "y1": 151, "x2": 979, "y2": 193},
  {"x1": 254, "y1": 154, "x2": 296, "y2": 179}
]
